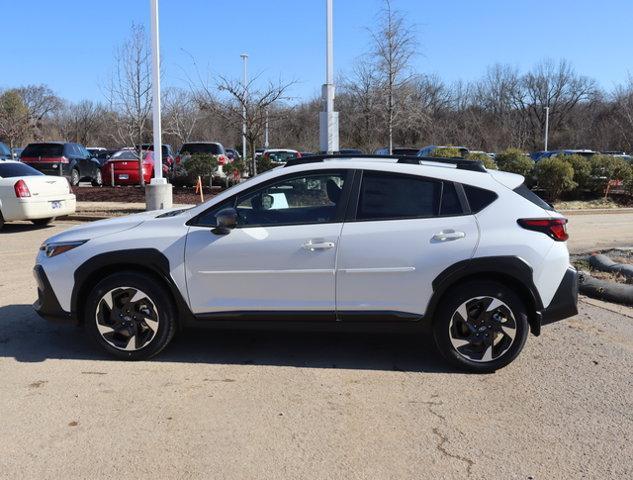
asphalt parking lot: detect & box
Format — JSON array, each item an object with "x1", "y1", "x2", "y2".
[{"x1": 1, "y1": 219, "x2": 632, "y2": 479}]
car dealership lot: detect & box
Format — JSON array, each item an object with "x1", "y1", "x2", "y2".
[{"x1": 1, "y1": 220, "x2": 632, "y2": 479}]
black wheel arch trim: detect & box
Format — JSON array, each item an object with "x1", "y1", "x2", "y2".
[
  {"x1": 71, "y1": 248, "x2": 195, "y2": 326},
  {"x1": 427, "y1": 256, "x2": 545, "y2": 336}
]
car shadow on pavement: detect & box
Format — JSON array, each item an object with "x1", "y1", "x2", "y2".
[
  {"x1": 0, "y1": 304, "x2": 456, "y2": 373},
  {"x1": 0, "y1": 223, "x2": 55, "y2": 234}
]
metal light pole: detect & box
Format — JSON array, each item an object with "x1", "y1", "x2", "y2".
[
  {"x1": 544, "y1": 106, "x2": 550, "y2": 151},
  {"x1": 240, "y1": 53, "x2": 249, "y2": 173},
  {"x1": 146, "y1": 0, "x2": 172, "y2": 211},
  {"x1": 264, "y1": 108, "x2": 269, "y2": 149},
  {"x1": 319, "y1": 0, "x2": 339, "y2": 153}
]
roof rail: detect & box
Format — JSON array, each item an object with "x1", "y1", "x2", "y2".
[{"x1": 284, "y1": 154, "x2": 487, "y2": 172}]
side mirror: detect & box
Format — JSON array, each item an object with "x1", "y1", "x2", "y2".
[{"x1": 212, "y1": 208, "x2": 238, "y2": 235}]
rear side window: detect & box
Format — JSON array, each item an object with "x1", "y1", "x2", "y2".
[
  {"x1": 180, "y1": 143, "x2": 224, "y2": 155},
  {"x1": 463, "y1": 184, "x2": 498, "y2": 213},
  {"x1": 0, "y1": 163, "x2": 43, "y2": 178},
  {"x1": 21, "y1": 143, "x2": 64, "y2": 157},
  {"x1": 513, "y1": 183, "x2": 553, "y2": 211},
  {"x1": 357, "y1": 172, "x2": 441, "y2": 221}
]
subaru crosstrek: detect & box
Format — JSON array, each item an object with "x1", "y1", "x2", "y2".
[{"x1": 33, "y1": 154, "x2": 578, "y2": 372}]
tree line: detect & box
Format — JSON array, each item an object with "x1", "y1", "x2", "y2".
[{"x1": 2, "y1": 1, "x2": 633, "y2": 158}]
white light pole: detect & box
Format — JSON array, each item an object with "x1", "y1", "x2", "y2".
[
  {"x1": 240, "y1": 53, "x2": 249, "y2": 173},
  {"x1": 319, "y1": 0, "x2": 339, "y2": 153},
  {"x1": 544, "y1": 106, "x2": 550, "y2": 151},
  {"x1": 146, "y1": 0, "x2": 172, "y2": 211},
  {"x1": 264, "y1": 108, "x2": 269, "y2": 149}
]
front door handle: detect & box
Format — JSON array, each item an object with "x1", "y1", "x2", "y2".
[
  {"x1": 432, "y1": 230, "x2": 466, "y2": 242},
  {"x1": 302, "y1": 240, "x2": 336, "y2": 251}
]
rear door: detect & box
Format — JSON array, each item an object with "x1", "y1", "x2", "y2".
[{"x1": 336, "y1": 170, "x2": 479, "y2": 318}]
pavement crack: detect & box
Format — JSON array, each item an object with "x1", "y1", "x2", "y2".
[
  {"x1": 432, "y1": 426, "x2": 474, "y2": 476},
  {"x1": 413, "y1": 399, "x2": 475, "y2": 476}
]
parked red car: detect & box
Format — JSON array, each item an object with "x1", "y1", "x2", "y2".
[{"x1": 101, "y1": 149, "x2": 156, "y2": 185}]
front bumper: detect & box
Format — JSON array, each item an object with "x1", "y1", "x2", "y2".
[
  {"x1": 541, "y1": 266, "x2": 579, "y2": 326},
  {"x1": 33, "y1": 265, "x2": 75, "y2": 324}
]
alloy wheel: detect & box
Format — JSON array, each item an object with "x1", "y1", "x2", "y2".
[
  {"x1": 448, "y1": 296, "x2": 517, "y2": 363},
  {"x1": 95, "y1": 287, "x2": 159, "y2": 351}
]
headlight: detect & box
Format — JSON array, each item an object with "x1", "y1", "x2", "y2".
[{"x1": 40, "y1": 240, "x2": 87, "y2": 258}]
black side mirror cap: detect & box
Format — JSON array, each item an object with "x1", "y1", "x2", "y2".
[{"x1": 212, "y1": 208, "x2": 238, "y2": 235}]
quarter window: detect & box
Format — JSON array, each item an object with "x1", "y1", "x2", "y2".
[{"x1": 356, "y1": 172, "x2": 441, "y2": 221}]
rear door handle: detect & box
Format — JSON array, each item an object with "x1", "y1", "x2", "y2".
[
  {"x1": 432, "y1": 230, "x2": 465, "y2": 242},
  {"x1": 302, "y1": 240, "x2": 336, "y2": 251}
]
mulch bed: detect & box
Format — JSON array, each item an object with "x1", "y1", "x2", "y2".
[{"x1": 72, "y1": 185, "x2": 220, "y2": 205}]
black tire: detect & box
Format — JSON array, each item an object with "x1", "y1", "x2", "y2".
[
  {"x1": 85, "y1": 271, "x2": 177, "y2": 360},
  {"x1": 31, "y1": 217, "x2": 55, "y2": 227},
  {"x1": 432, "y1": 280, "x2": 529, "y2": 373},
  {"x1": 0, "y1": 210, "x2": 4, "y2": 231},
  {"x1": 70, "y1": 168, "x2": 80, "y2": 186},
  {"x1": 91, "y1": 169, "x2": 103, "y2": 187}
]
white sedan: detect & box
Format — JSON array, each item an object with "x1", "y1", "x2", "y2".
[{"x1": 0, "y1": 160, "x2": 76, "y2": 230}]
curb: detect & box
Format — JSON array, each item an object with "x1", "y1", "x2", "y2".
[{"x1": 562, "y1": 208, "x2": 633, "y2": 216}]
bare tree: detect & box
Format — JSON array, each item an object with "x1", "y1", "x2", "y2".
[
  {"x1": 162, "y1": 87, "x2": 199, "y2": 148},
  {"x1": 513, "y1": 59, "x2": 598, "y2": 149},
  {"x1": 195, "y1": 72, "x2": 296, "y2": 174},
  {"x1": 56, "y1": 100, "x2": 106, "y2": 145},
  {"x1": 103, "y1": 23, "x2": 153, "y2": 185},
  {"x1": 369, "y1": 0, "x2": 417, "y2": 153}
]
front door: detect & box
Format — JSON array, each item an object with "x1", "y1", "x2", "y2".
[{"x1": 185, "y1": 169, "x2": 352, "y2": 316}]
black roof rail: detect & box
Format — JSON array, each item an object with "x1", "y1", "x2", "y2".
[{"x1": 284, "y1": 154, "x2": 487, "y2": 172}]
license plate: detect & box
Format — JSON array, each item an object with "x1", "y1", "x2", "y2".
[
  {"x1": 51, "y1": 201, "x2": 62, "y2": 210},
  {"x1": 118, "y1": 174, "x2": 129, "y2": 180}
]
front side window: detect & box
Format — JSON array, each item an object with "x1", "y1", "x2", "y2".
[
  {"x1": 356, "y1": 171, "x2": 441, "y2": 221},
  {"x1": 235, "y1": 172, "x2": 347, "y2": 227}
]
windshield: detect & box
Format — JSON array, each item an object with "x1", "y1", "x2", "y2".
[
  {"x1": 180, "y1": 144, "x2": 224, "y2": 155},
  {"x1": 0, "y1": 162, "x2": 44, "y2": 178},
  {"x1": 111, "y1": 150, "x2": 140, "y2": 160},
  {"x1": 0, "y1": 143, "x2": 11, "y2": 157},
  {"x1": 21, "y1": 143, "x2": 64, "y2": 157}
]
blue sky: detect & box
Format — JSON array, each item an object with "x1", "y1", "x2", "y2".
[{"x1": 3, "y1": 0, "x2": 633, "y2": 103}]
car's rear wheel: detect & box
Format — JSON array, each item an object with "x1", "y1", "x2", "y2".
[
  {"x1": 85, "y1": 272, "x2": 177, "y2": 360},
  {"x1": 31, "y1": 217, "x2": 54, "y2": 227},
  {"x1": 70, "y1": 168, "x2": 80, "y2": 186},
  {"x1": 91, "y1": 169, "x2": 102, "y2": 187},
  {"x1": 0, "y1": 210, "x2": 4, "y2": 230},
  {"x1": 433, "y1": 281, "x2": 529, "y2": 373}
]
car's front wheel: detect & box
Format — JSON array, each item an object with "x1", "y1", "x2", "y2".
[
  {"x1": 85, "y1": 272, "x2": 177, "y2": 360},
  {"x1": 433, "y1": 281, "x2": 529, "y2": 373}
]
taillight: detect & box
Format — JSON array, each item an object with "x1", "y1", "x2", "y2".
[
  {"x1": 218, "y1": 155, "x2": 227, "y2": 165},
  {"x1": 14, "y1": 179, "x2": 31, "y2": 198},
  {"x1": 60, "y1": 156, "x2": 69, "y2": 164},
  {"x1": 518, "y1": 218, "x2": 568, "y2": 241},
  {"x1": 175, "y1": 155, "x2": 181, "y2": 165},
  {"x1": 296, "y1": 152, "x2": 302, "y2": 158}
]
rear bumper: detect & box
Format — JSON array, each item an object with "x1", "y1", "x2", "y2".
[
  {"x1": 33, "y1": 265, "x2": 75, "y2": 324},
  {"x1": 1, "y1": 195, "x2": 76, "y2": 221},
  {"x1": 23, "y1": 162, "x2": 70, "y2": 177},
  {"x1": 541, "y1": 266, "x2": 578, "y2": 326}
]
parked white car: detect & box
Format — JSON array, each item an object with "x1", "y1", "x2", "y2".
[
  {"x1": 33, "y1": 154, "x2": 577, "y2": 372},
  {"x1": 0, "y1": 161, "x2": 76, "y2": 230}
]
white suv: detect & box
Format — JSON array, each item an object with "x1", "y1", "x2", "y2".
[{"x1": 33, "y1": 155, "x2": 577, "y2": 372}]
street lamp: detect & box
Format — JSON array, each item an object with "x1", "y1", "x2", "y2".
[
  {"x1": 544, "y1": 106, "x2": 550, "y2": 151},
  {"x1": 146, "y1": 0, "x2": 173, "y2": 211},
  {"x1": 240, "y1": 53, "x2": 249, "y2": 173},
  {"x1": 319, "y1": 0, "x2": 339, "y2": 153}
]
